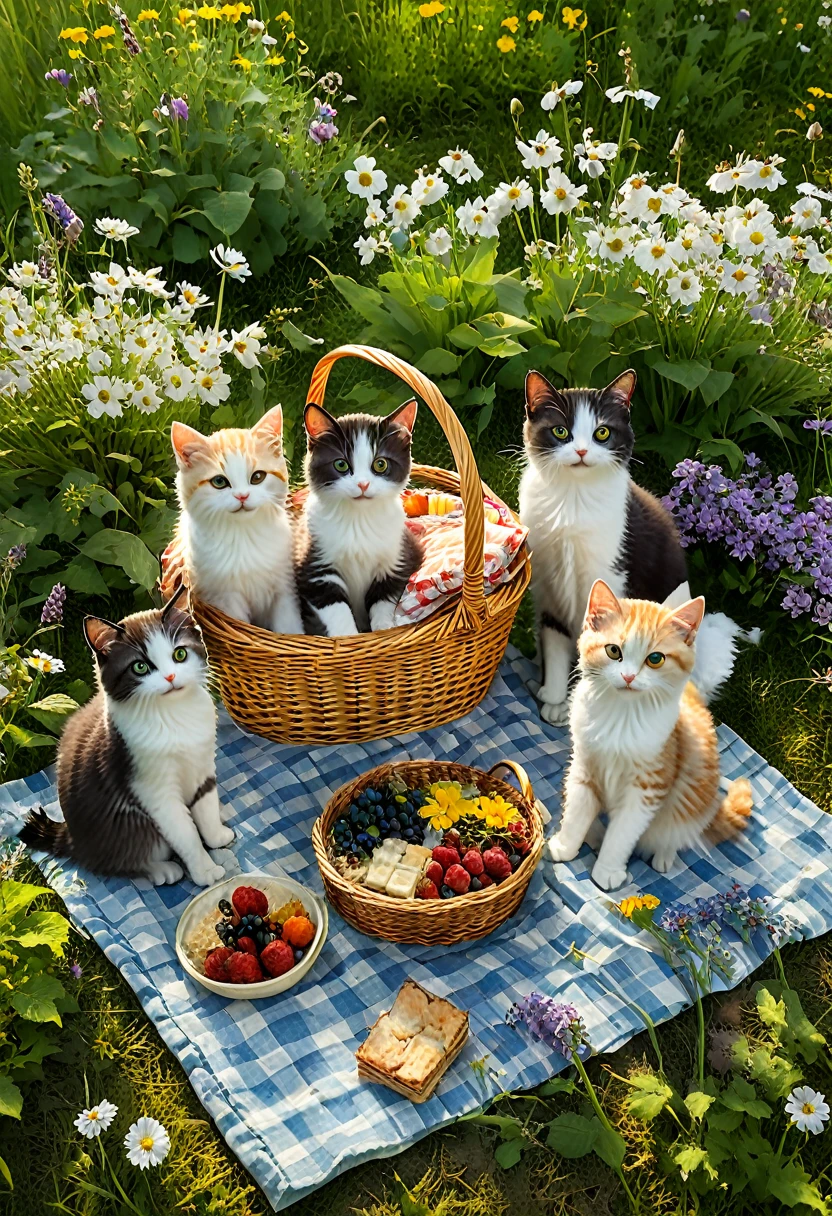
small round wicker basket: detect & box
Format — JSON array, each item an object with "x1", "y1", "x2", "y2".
[{"x1": 311, "y1": 758, "x2": 543, "y2": 945}]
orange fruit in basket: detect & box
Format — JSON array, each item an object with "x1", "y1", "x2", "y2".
[
  {"x1": 403, "y1": 490, "x2": 429, "y2": 517},
  {"x1": 282, "y1": 915, "x2": 315, "y2": 948}
]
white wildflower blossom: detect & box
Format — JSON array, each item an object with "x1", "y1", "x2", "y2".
[
  {"x1": 344, "y1": 155, "x2": 388, "y2": 199},
  {"x1": 355, "y1": 234, "x2": 381, "y2": 264},
  {"x1": 425, "y1": 226, "x2": 453, "y2": 257},
  {"x1": 81, "y1": 374, "x2": 129, "y2": 418},
  {"x1": 229, "y1": 322, "x2": 265, "y2": 368},
  {"x1": 74, "y1": 1100, "x2": 118, "y2": 1139},
  {"x1": 541, "y1": 79, "x2": 583, "y2": 110},
  {"x1": 720, "y1": 259, "x2": 760, "y2": 297},
  {"x1": 162, "y1": 363, "x2": 196, "y2": 401},
  {"x1": 387, "y1": 184, "x2": 420, "y2": 230},
  {"x1": 666, "y1": 270, "x2": 703, "y2": 305},
  {"x1": 586, "y1": 223, "x2": 635, "y2": 264},
  {"x1": 540, "y1": 168, "x2": 587, "y2": 215},
  {"x1": 209, "y1": 244, "x2": 251, "y2": 281},
  {"x1": 574, "y1": 129, "x2": 619, "y2": 178},
  {"x1": 438, "y1": 147, "x2": 483, "y2": 184},
  {"x1": 515, "y1": 129, "x2": 563, "y2": 171},
  {"x1": 410, "y1": 170, "x2": 449, "y2": 206},
  {"x1": 605, "y1": 84, "x2": 661, "y2": 110},
  {"x1": 194, "y1": 365, "x2": 231, "y2": 406},
  {"x1": 785, "y1": 1087, "x2": 829, "y2": 1135},
  {"x1": 94, "y1": 217, "x2": 140, "y2": 244},
  {"x1": 124, "y1": 1117, "x2": 171, "y2": 1170},
  {"x1": 455, "y1": 196, "x2": 499, "y2": 239}
]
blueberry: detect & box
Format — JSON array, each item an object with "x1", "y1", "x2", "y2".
[
  {"x1": 404, "y1": 828, "x2": 414, "y2": 839},
  {"x1": 469, "y1": 877, "x2": 482, "y2": 892},
  {"x1": 388, "y1": 829, "x2": 401, "y2": 839},
  {"x1": 252, "y1": 916, "x2": 263, "y2": 928},
  {"x1": 440, "y1": 885, "x2": 455, "y2": 899},
  {"x1": 508, "y1": 854, "x2": 522, "y2": 869},
  {"x1": 294, "y1": 948, "x2": 304, "y2": 963},
  {"x1": 379, "y1": 819, "x2": 390, "y2": 832},
  {"x1": 404, "y1": 801, "x2": 414, "y2": 814}
]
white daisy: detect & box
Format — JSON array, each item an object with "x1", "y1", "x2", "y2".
[
  {"x1": 74, "y1": 1099, "x2": 118, "y2": 1139},
  {"x1": 424, "y1": 226, "x2": 452, "y2": 257},
  {"x1": 127, "y1": 266, "x2": 171, "y2": 298},
  {"x1": 354, "y1": 234, "x2": 381, "y2": 264},
  {"x1": 94, "y1": 217, "x2": 140, "y2": 244},
  {"x1": 386, "y1": 185, "x2": 420, "y2": 230},
  {"x1": 587, "y1": 223, "x2": 635, "y2": 264},
  {"x1": 515, "y1": 129, "x2": 563, "y2": 171},
  {"x1": 790, "y1": 196, "x2": 823, "y2": 233},
  {"x1": 27, "y1": 649, "x2": 65, "y2": 675},
  {"x1": 541, "y1": 79, "x2": 583, "y2": 110},
  {"x1": 209, "y1": 244, "x2": 251, "y2": 281},
  {"x1": 720, "y1": 259, "x2": 760, "y2": 297},
  {"x1": 344, "y1": 155, "x2": 388, "y2": 199},
  {"x1": 490, "y1": 178, "x2": 534, "y2": 214},
  {"x1": 744, "y1": 155, "x2": 787, "y2": 193},
  {"x1": 89, "y1": 262, "x2": 129, "y2": 301},
  {"x1": 573, "y1": 129, "x2": 619, "y2": 178},
  {"x1": 124, "y1": 1116, "x2": 171, "y2": 1170},
  {"x1": 632, "y1": 230, "x2": 677, "y2": 275},
  {"x1": 455, "y1": 197, "x2": 498, "y2": 239},
  {"x1": 785, "y1": 1087, "x2": 830, "y2": 1135},
  {"x1": 229, "y1": 323, "x2": 264, "y2": 368},
  {"x1": 805, "y1": 240, "x2": 832, "y2": 274},
  {"x1": 86, "y1": 348, "x2": 112, "y2": 374},
  {"x1": 177, "y1": 281, "x2": 211, "y2": 310},
  {"x1": 182, "y1": 327, "x2": 228, "y2": 365},
  {"x1": 161, "y1": 364, "x2": 196, "y2": 401},
  {"x1": 666, "y1": 270, "x2": 702, "y2": 305},
  {"x1": 539, "y1": 168, "x2": 587, "y2": 215},
  {"x1": 81, "y1": 375, "x2": 128, "y2": 419},
  {"x1": 410, "y1": 170, "x2": 448, "y2": 206},
  {"x1": 194, "y1": 365, "x2": 231, "y2": 406},
  {"x1": 7, "y1": 262, "x2": 41, "y2": 290},
  {"x1": 363, "y1": 202, "x2": 385, "y2": 229},
  {"x1": 129, "y1": 378, "x2": 163, "y2": 413},
  {"x1": 437, "y1": 147, "x2": 483, "y2": 184}
]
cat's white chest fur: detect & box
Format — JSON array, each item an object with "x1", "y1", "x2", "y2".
[
  {"x1": 108, "y1": 683, "x2": 216, "y2": 799},
  {"x1": 182, "y1": 506, "x2": 294, "y2": 624},
  {"x1": 519, "y1": 463, "x2": 630, "y2": 633},
  {"x1": 306, "y1": 493, "x2": 405, "y2": 630}
]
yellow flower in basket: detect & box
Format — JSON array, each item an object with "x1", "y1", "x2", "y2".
[
  {"x1": 475, "y1": 793, "x2": 517, "y2": 829},
  {"x1": 420, "y1": 783, "x2": 477, "y2": 831}
]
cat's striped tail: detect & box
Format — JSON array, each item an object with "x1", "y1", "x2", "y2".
[
  {"x1": 18, "y1": 807, "x2": 71, "y2": 857},
  {"x1": 705, "y1": 778, "x2": 753, "y2": 844}
]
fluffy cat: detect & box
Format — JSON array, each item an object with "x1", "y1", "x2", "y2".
[
  {"x1": 548, "y1": 580, "x2": 752, "y2": 891},
  {"x1": 19, "y1": 587, "x2": 233, "y2": 886},
  {"x1": 295, "y1": 400, "x2": 424, "y2": 636},
  {"x1": 171, "y1": 405, "x2": 303, "y2": 633}
]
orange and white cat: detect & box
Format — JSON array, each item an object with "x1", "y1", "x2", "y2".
[
  {"x1": 171, "y1": 406, "x2": 303, "y2": 633},
  {"x1": 549, "y1": 580, "x2": 752, "y2": 891}
]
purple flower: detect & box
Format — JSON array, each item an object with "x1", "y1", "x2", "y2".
[
  {"x1": 506, "y1": 994, "x2": 590, "y2": 1060},
  {"x1": 308, "y1": 119, "x2": 338, "y2": 144},
  {"x1": 45, "y1": 68, "x2": 72, "y2": 88},
  {"x1": 43, "y1": 193, "x2": 84, "y2": 243},
  {"x1": 736, "y1": 8, "x2": 751, "y2": 21},
  {"x1": 804, "y1": 419, "x2": 832, "y2": 435},
  {"x1": 170, "y1": 96, "x2": 189, "y2": 122},
  {"x1": 41, "y1": 583, "x2": 66, "y2": 625},
  {"x1": 6, "y1": 544, "x2": 26, "y2": 569},
  {"x1": 69, "y1": 963, "x2": 83, "y2": 980}
]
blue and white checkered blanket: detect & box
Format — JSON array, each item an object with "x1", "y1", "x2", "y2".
[{"x1": 2, "y1": 650, "x2": 831, "y2": 1211}]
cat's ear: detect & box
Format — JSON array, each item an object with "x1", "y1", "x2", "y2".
[
  {"x1": 84, "y1": 615, "x2": 122, "y2": 655},
  {"x1": 171, "y1": 421, "x2": 210, "y2": 468},
  {"x1": 304, "y1": 403, "x2": 341, "y2": 442},
  {"x1": 525, "y1": 371, "x2": 567, "y2": 419},
  {"x1": 251, "y1": 404, "x2": 283, "y2": 445},
  {"x1": 385, "y1": 398, "x2": 418, "y2": 436},
  {"x1": 603, "y1": 369, "x2": 637, "y2": 410},
  {"x1": 585, "y1": 580, "x2": 623, "y2": 630},
  {"x1": 161, "y1": 582, "x2": 191, "y2": 622},
  {"x1": 668, "y1": 596, "x2": 706, "y2": 645}
]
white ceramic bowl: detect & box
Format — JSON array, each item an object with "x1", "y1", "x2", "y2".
[{"x1": 175, "y1": 871, "x2": 328, "y2": 999}]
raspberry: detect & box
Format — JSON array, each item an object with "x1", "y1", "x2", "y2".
[
  {"x1": 225, "y1": 951, "x2": 264, "y2": 984},
  {"x1": 203, "y1": 946, "x2": 234, "y2": 980},
  {"x1": 479, "y1": 874, "x2": 494, "y2": 888},
  {"x1": 425, "y1": 860, "x2": 444, "y2": 885},
  {"x1": 236, "y1": 936, "x2": 258, "y2": 955},
  {"x1": 461, "y1": 849, "x2": 484, "y2": 876},
  {"x1": 443, "y1": 830, "x2": 462, "y2": 853},
  {"x1": 417, "y1": 880, "x2": 440, "y2": 899},
  {"x1": 281, "y1": 916, "x2": 315, "y2": 949},
  {"x1": 232, "y1": 886, "x2": 269, "y2": 918},
  {"x1": 261, "y1": 939, "x2": 295, "y2": 978},
  {"x1": 444, "y1": 864, "x2": 471, "y2": 894},
  {"x1": 431, "y1": 846, "x2": 460, "y2": 871},
  {"x1": 483, "y1": 847, "x2": 512, "y2": 880}
]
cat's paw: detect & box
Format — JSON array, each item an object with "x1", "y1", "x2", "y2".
[
  {"x1": 548, "y1": 834, "x2": 580, "y2": 863},
  {"x1": 591, "y1": 861, "x2": 629, "y2": 891},
  {"x1": 146, "y1": 860, "x2": 184, "y2": 886},
  {"x1": 201, "y1": 823, "x2": 235, "y2": 849},
  {"x1": 540, "y1": 698, "x2": 569, "y2": 726},
  {"x1": 188, "y1": 858, "x2": 226, "y2": 888},
  {"x1": 651, "y1": 850, "x2": 678, "y2": 874}
]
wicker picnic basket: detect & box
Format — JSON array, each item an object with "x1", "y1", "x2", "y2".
[
  {"x1": 311, "y1": 758, "x2": 544, "y2": 945},
  {"x1": 189, "y1": 344, "x2": 531, "y2": 745}
]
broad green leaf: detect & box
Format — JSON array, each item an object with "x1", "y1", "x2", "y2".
[
  {"x1": 150, "y1": 166, "x2": 176, "y2": 177},
  {"x1": 325, "y1": 272, "x2": 390, "y2": 328},
  {"x1": 780, "y1": 987, "x2": 827, "y2": 1064},
  {"x1": 593, "y1": 1125, "x2": 626, "y2": 1170},
  {"x1": 698, "y1": 437, "x2": 745, "y2": 472},
  {"x1": 282, "y1": 320, "x2": 324, "y2": 352},
  {"x1": 477, "y1": 336, "x2": 525, "y2": 358},
  {"x1": 0, "y1": 881, "x2": 49, "y2": 915},
  {"x1": 80, "y1": 529, "x2": 158, "y2": 590},
  {"x1": 255, "y1": 166, "x2": 286, "y2": 191},
  {"x1": 756, "y1": 988, "x2": 788, "y2": 1029},
  {"x1": 172, "y1": 223, "x2": 207, "y2": 263},
  {"x1": 0, "y1": 1077, "x2": 22, "y2": 1120},
  {"x1": 684, "y1": 1091, "x2": 716, "y2": 1120},
  {"x1": 416, "y1": 348, "x2": 461, "y2": 376},
  {"x1": 447, "y1": 323, "x2": 483, "y2": 350},
  {"x1": 494, "y1": 1139, "x2": 524, "y2": 1169},
  {"x1": 536, "y1": 1076, "x2": 576, "y2": 1097},
  {"x1": 27, "y1": 693, "x2": 81, "y2": 735},
  {"x1": 461, "y1": 237, "x2": 498, "y2": 283},
  {"x1": 4, "y1": 723, "x2": 56, "y2": 749},
  {"x1": 720, "y1": 1077, "x2": 772, "y2": 1119},
  {"x1": 7, "y1": 910, "x2": 69, "y2": 953},
  {"x1": 768, "y1": 1163, "x2": 829, "y2": 1212},
  {"x1": 652, "y1": 358, "x2": 712, "y2": 392},
  {"x1": 201, "y1": 190, "x2": 253, "y2": 236},
  {"x1": 706, "y1": 1106, "x2": 744, "y2": 1132},
  {"x1": 674, "y1": 1145, "x2": 709, "y2": 1179},
  {"x1": 9, "y1": 974, "x2": 65, "y2": 1024},
  {"x1": 699, "y1": 369, "x2": 735, "y2": 407},
  {"x1": 61, "y1": 555, "x2": 110, "y2": 596},
  {"x1": 584, "y1": 298, "x2": 647, "y2": 327},
  {"x1": 626, "y1": 1080, "x2": 672, "y2": 1121},
  {"x1": 0, "y1": 1152, "x2": 12, "y2": 1187},
  {"x1": 545, "y1": 1113, "x2": 597, "y2": 1158},
  {"x1": 239, "y1": 85, "x2": 269, "y2": 105}
]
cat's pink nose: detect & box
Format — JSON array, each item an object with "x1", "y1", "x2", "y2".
[
  {"x1": 357, "y1": 481, "x2": 370, "y2": 492},
  {"x1": 575, "y1": 448, "x2": 588, "y2": 458},
  {"x1": 622, "y1": 673, "x2": 635, "y2": 685},
  {"x1": 235, "y1": 492, "x2": 249, "y2": 502},
  {"x1": 164, "y1": 673, "x2": 176, "y2": 683}
]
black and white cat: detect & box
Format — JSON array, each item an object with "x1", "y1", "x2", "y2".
[
  {"x1": 19, "y1": 587, "x2": 233, "y2": 886},
  {"x1": 295, "y1": 401, "x2": 424, "y2": 636},
  {"x1": 519, "y1": 369, "x2": 753, "y2": 724}
]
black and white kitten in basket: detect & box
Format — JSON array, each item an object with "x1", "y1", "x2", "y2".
[
  {"x1": 295, "y1": 400, "x2": 424, "y2": 636},
  {"x1": 518, "y1": 369, "x2": 756, "y2": 725},
  {"x1": 19, "y1": 587, "x2": 233, "y2": 886}
]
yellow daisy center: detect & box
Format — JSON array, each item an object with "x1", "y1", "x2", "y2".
[
  {"x1": 140, "y1": 1136, "x2": 155, "y2": 1151},
  {"x1": 98, "y1": 389, "x2": 110, "y2": 402},
  {"x1": 358, "y1": 171, "x2": 373, "y2": 187}
]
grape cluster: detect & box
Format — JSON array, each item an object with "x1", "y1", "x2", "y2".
[
  {"x1": 332, "y1": 784, "x2": 428, "y2": 859},
  {"x1": 215, "y1": 898, "x2": 277, "y2": 952}
]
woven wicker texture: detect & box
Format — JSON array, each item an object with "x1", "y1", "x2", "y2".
[
  {"x1": 192, "y1": 344, "x2": 532, "y2": 745},
  {"x1": 311, "y1": 758, "x2": 543, "y2": 945}
]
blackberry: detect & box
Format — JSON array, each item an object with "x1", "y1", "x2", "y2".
[
  {"x1": 218, "y1": 898, "x2": 233, "y2": 917},
  {"x1": 440, "y1": 885, "x2": 455, "y2": 899}
]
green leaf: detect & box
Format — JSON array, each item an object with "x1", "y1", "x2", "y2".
[
  {"x1": 324, "y1": 271, "x2": 390, "y2": 328},
  {"x1": 684, "y1": 1091, "x2": 716, "y2": 1120},
  {"x1": 779, "y1": 986, "x2": 827, "y2": 1064},
  {"x1": 255, "y1": 166, "x2": 286, "y2": 191},
  {"x1": 150, "y1": 166, "x2": 176, "y2": 177},
  {"x1": 593, "y1": 1125, "x2": 626, "y2": 1170},
  {"x1": 652, "y1": 358, "x2": 712, "y2": 392},
  {"x1": 172, "y1": 223, "x2": 207, "y2": 263},
  {"x1": 699, "y1": 369, "x2": 735, "y2": 407},
  {"x1": 4, "y1": 723, "x2": 56, "y2": 749},
  {"x1": 80, "y1": 530, "x2": 158, "y2": 590},
  {"x1": 61, "y1": 555, "x2": 110, "y2": 596},
  {"x1": 26, "y1": 693, "x2": 81, "y2": 735},
  {"x1": 625, "y1": 1075, "x2": 673, "y2": 1121},
  {"x1": 416, "y1": 348, "x2": 461, "y2": 375},
  {"x1": 9, "y1": 974, "x2": 65, "y2": 1024},
  {"x1": 447, "y1": 323, "x2": 483, "y2": 350},
  {"x1": 545, "y1": 1113, "x2": 597, "y2": 1158},
  {"x1": 7, "y1": 910, "x2": 69, "y2": 953},
  {"x1": 0, "y1": 1077, "x2": 23, "y2": 1121},
  {"x1": 768, "y1": 1163, "x2": 829, "y2": 1212},
  {"x1": 698, "y1": 437, "x2": 745, "y2": 472},
  {"x1": 757, "y1": 987, "x2": 788, "y2": 1030},
  {"x1": 674, "y1": 1145, "x2": 709, "y2": 1180},
  {"x1": 282, "y1": 320, "x2": 324, "y2": 352},
  {"x1": 720, "y1": 1077, "x2": 772, "y2": 1119},
  {"x1": 0, "y1": 1152, "x2": 12, "y2": 1188},
  {"x1": 584, "y1": 297, "x2": 647, "y2": 327},
  {"x1": 536, "y1": 1076, "x2": 577, "y2": 1097},
  {"x1": 494, "y1": 1139, "x2": 524, "y2": 1169},
  {"x1": 0, "y1": 881, "x2": 50, "y2": 915},
  {"x1": 477, "y1": 336, "x2": 525, "y2": 358},
  {"x1": 239, "y1": 85, "x2": 269, "y2": 105},
  {"x1": 201, "y1": 190, "x2": 254, "y2": 236}
]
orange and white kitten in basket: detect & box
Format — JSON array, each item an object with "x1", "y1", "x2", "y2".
[{"x1": 549, "y1": 580, "x2": 752, "y2": 891}]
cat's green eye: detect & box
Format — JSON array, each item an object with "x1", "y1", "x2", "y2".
[
  {"x1": 172, "y1": 647, "x2": 188, "y2": 663},
  {"x1": 594, "y1": 425, "x2": 611, "y2": 442},
  {"x1": 132, "y1": 660, "x2": 149, "y2": 676},
  {"x1": 333, "y1": 458, "x2": 350, "y2": 473},
  {"x1": 552, "y1": 425, "x2": 570, "y2": 441},
  {"x1": 250, "y1": 470, "x2": 266, "y2": 485},
  {"x1": 210, "y1": 475, "x2": 230, "y2": 489},
  {"x1": 646, "y1": 652, "x2": 665, "y2": 668},
  {"x1": 604, "y1": 643, "x2": 622, "y2": 661},
  {"x1": 372, "y1": 457, "x2": 389, "y2": 474}
]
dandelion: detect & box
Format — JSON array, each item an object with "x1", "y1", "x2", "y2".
[
  {"x1": 94, "y1": 217, "x2": 140, "y2": 244},
  {"x1": 541, "y1": 79, "x2": 583, "y2": 109},
  {"x1": 496, "y1": 34, "x2": 516, "y2": 51},
  {"x1": 74, "y1": 1099, "x2": 118, "y2": 1139},
  {"x1": 124, "y1": 1117, "x2": 170, "y2": 1169},
  {"x1": 617, "y1": 894, "x2": 660, "y2": 919},
  {"x1": 41, "y1": 584, "x2": 66, "y2": 625},
  {"x1": 27, "y1": 649, "x2": 65, "y2": 675},
  {"x1": 209, "y1": 244, "x2": 251, "y2": 281},
  {"x1": 786, "y1": 1087, "x2": 830, "y2": 1135},
  {"x1": 438, "y1": 147, "x2": 483, "y2": 184},
  {"x1": 345, "y1": 155, "x2": 388, "y2": 199},
  {"x1": 45, "y1": 68, "x2": 73, "y2": 88},
  {"x1": 561, "y1": 6, "x2": 587, "y2": 31}
]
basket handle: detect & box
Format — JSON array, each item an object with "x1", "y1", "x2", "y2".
[
  {"x1": 488, "y1": 759, "x2": 534, "y2": 804},
  {"x1": 306, "y1": 344, "x2": 487, "y2": 629}
]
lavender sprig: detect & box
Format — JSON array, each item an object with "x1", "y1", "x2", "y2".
[
  {"x1": 41, "y1": 583, "x2": 66, "y2": 625},
  {"x1": 506, "y1": 994, "x2": 590, "y2": 1060},
  {"x1": 43, "y1": 193, "x2": 84, "y2": 243}
]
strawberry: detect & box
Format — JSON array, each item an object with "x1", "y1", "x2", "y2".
[
  {"x1": 461, "y1": 849, "x2": 484, "y2": 876},
  {"x1": 204, "y1": 947, "x2": 234, "y2": 981},
  {"x1": 431, "y1": 845, "x2": 460, "y2": 871},
  {"x1": 417, "y1": 880, "x2": 440, "y2": 899},
  {"x1": 225, "y1": 951, "x2": 264, "y2": 984},
  {"x1": 231, "y1": 885, "x2": 269, "y2": 918},
  {"x1": 425, "y1": 860, "x2": 445, "y2": 885},
  {"x1": 444, "y1": 864, "x2": 471, "y2": 894},
  {"x1": 483, "y1": 847, "x2": 512, "y2": 880},
  {"x1": 236, "y1": 936, "x2": 258, "y2": 956},
  {"x1": 260, "y1": 939, "x2": 295, "y2": 978}
]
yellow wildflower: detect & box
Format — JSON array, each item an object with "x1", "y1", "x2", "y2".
[
  {"x1": 137, "y1": 8, "x2": 161, "y2": 19},
  {"x1": 285, "y1": 29, "x2": 296, "y2": 38},
  {"x1": 177, "y1": 8, "x2": 195, "y2": 24},
  {"x1": 527, "y1": 9, "x2": 544, "y2": 21},
  {"x1": 474, "y1": 794, "x2": 517, "y2": 829},
  {"x1": 231, "y1": 53, "x2": 252, "y2": 69},
  {"x1": 68, "y1": 48, "x2": 87, "y2": 58},
  {"x1": 276, "y1": 9, "x2": 292, "y2": 19},
  {"x1": 501, "y1": 15, "x2": 519, "y2": 31},
  {"x1": 221, "y1": 1, "x2": 251, "y2": 19},
  {"x1": 59, "y1": 26, "x2": 88, "y2": 43},
  {"x1": 93, "y1": 24, "x2": 116, "y2": 38},
  {"x1": 496, "y1": 33, "x2": 516, "y2": 51},
  {"x1": 265, "y1": 53, "x2": 285, "y2": 64},
  {"x1": 808, "y1": 87, "x2": 826, "y2": 97},
  {"x1": 197, "y1": 4, "x2": 221, "y2": 16},
  {"x1": 419, "y1": 783, "x2": 477, "y2": 832},
  {"x1": 189, "y1": 39, "x2": 202, "y2": 49},
  {"x1": 795, "y1": 107, "x2": 807, "y2": 120},
  {"x1": 561, "y1": 6, "x2": 587, "y2": 30},
  {"x1": 419, "y1": 0, "x2": 445, "y2": 14},
  {"x1": 617, "y1": 894, "x2": 660, "y2": 920}
]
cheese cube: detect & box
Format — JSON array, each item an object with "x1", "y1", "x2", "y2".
[
  {"x1": 386, "y1": 864, "x2": 421, "y2": 900},
  {"x1": 365, "y1": 859, "x2": 396, "y2": 891}
]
